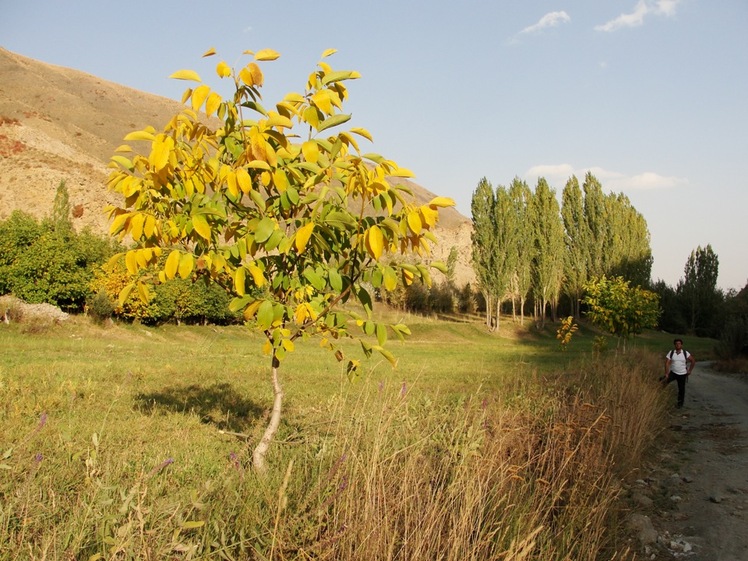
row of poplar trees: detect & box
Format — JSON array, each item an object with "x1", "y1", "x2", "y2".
[{"x1": 471, "y1": 172, "x2": 652, "y2": 330}]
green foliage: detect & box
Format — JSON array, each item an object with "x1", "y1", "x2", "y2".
[
  {"x1": 0, "y1": 207, "x2": 117, "y2": 312},
  {"x1": 678, "y1": 244, "x2": 722, "y2": 336},
  {"x1": 86, "y1": 290, "x2": 116, "y2": 323},
  {"x1": 583, "y1": 275, "x2": 660, "y2": 347},
  {"x1": 530, "y1": 177, "x2": 565, "y2": 324}
]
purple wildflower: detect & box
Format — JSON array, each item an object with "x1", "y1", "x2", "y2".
[{"x1": 148, "y1": 457, "x2": 174, "y2": 478}]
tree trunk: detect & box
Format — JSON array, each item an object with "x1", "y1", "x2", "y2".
[{"x1": 252, "y1": 354, "x2": 283, "y2": 473}]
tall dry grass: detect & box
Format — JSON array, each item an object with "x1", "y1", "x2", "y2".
[{"x1": 0, "y1": 327, "x2": 667, "y2": 560}]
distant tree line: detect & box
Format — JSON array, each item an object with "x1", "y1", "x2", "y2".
[
  {"x1": 2, "y1": 182, "x2": 745, "y2": 358},
  {"x1": 470, "y1": 172, "x2": 653, "y2": 330}
]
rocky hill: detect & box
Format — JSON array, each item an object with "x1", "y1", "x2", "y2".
[{"x1": 0, "y1": 48, "x2": 474, "y2": 286}]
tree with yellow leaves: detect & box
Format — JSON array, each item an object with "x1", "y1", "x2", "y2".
[{"x1": 105, "y1": 48, "x2": 454, "y2": 472}]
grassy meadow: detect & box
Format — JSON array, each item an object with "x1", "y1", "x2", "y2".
[{"x1": 0, "y1": 312, "x2": 715, "y2": 560}]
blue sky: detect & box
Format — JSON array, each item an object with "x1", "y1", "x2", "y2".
[{"x1": 2, "y1": 1, "x2": 746, "y2": 290}]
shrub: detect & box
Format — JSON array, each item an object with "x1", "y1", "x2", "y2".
[{"x1": 87, "y1": 290, "x2": 116, "y2": 324}]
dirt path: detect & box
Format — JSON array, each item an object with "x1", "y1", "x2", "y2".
[{"x1": 628, "y1": 361, "x2": 748, "y2": 560}]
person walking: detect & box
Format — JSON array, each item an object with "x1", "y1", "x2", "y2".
[{"x1": 663, "y1": 338, "x2": 696, "y2": 408}]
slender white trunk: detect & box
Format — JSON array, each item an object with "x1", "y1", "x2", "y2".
[{"x1": 252, "y1": 355, "x2": 283, "y2": 473}]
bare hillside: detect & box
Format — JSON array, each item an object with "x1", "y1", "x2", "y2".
[{"x1": 0, "y1": 48, "x2": 474, "y2": 285}]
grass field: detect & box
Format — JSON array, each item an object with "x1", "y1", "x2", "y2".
[{"x1": 0, "y1": 312, "x2": 716, "y2": 560}]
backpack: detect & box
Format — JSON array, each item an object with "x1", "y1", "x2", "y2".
[{"x1": 668, "y1": 349, "x2": 689, "y2": 361}]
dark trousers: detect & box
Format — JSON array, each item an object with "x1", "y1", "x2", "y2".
[{"x1": 664, "y1": 372, "x2": 687, "y2": 406}]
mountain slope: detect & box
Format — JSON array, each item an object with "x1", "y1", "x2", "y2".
[{"x1": 0, "y1": 48, "x2": 474, "y2": 285}]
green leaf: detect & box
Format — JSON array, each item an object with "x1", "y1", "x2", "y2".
[
  {"x1": 257, "y1": 300, "x2": 274, "y2": 329},
  {"x1": 255, "y1": 217, "x2": 275, "y2": 243},
  {"x1": 376, "y1": 322, "x2": 387, "y2": 346},
  {"x1": 317, "y1": 114, "x2": 351, "y2": 133},
  {"x1": 329, "y1": 268, "x2": 343, "y2": 292},
  {"x1": 325, "y1": 211, "x2": 356, "y2": 228},
  {"x1": 229, "y1": 296, "x2": 252, "y2": 313},
  {"x1": 358, "y1": 287, "x2": 372, "y2": 313},
  {"x1": 304, "y1": 268, "x2": 326, "y2": 291}
]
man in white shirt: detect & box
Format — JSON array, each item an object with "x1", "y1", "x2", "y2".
[{"x1": 663, "y1": 338, "x2": 696, "y2": 408}]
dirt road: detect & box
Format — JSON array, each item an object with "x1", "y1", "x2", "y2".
[{"x1": 629, "y1": 361, "x2": 748, "y2": 560}]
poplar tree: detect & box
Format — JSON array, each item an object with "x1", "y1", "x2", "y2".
[
  {"x1": 561, "y1": 176, "x2": 589, "y2": 318},
  {"x1": 530, "y1": 178, "x2": 564, "y2": 327},
  {"x1": 583, "y1": 173, "x2": 608, "y2": 279},
  {"x1": 508, "y1": 178, "x2": 534, "y2": 325},
  {"x1": 491, "y1": 185, "x2": 519, "y2": 329},
  {"x1": 471, "y1": 177, "x2": 497, "y2": 329},
  {"x1": 679, "y1": 244, "x2": 720, "y2": 335},
  {"x1": 607, "y1": 193, "x2": 653, "y2": 287}
]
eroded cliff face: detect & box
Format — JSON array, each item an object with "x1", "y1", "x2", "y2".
[{"x1": 0, "y1": 47, "x2": 475, "y2": 287}]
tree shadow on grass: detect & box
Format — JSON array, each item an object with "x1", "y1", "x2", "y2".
[{"x1": 134, "y1": 382, "x2": 263, "y2": 433}]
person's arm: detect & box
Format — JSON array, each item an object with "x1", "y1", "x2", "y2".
[
  {"x1": 687, "y1": 354, "x2": 696, "y2": 375},
  {"x1": 665, "y1": 357, "x2": 671, "y2": 377}
]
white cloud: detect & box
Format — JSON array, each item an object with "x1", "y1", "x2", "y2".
[
  {"x1": 524, "y1": 164, "x2": 686, "y2": 191},
  {"x1": 520, "y1": 11, "x2": 571, "y2": 35},
  {"x1": 595, "y1": 0, "x2": 680, "y2": 32}
]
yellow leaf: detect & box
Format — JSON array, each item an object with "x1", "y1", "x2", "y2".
[
  {"x1": 149, "y1": 135, "x2": 174, "y2": 171},
  {"x1": 202, "y1": 47, "x2": 217, "y2": 57},
  {"x1": 165, "y1": 250, "x2": 180, "y2": 279},
  {"x1": 192, "y1": 214, "x2": 211, "y2": 241},
  {"x1": 407, "y1": 211, "x2": 422, "y2": 234},
  {"x1": 205, "y1": 92, "x2": 222, "y2": 116},
  {"x1": 125, "y1": 250, "x2": 138, "y2": 275},
  {"x1": 262, "y1": 340, "x2": 273, "y2": 356},
  {"x1": 239, "y1": 63, "x2": 263, "y2": 87},
  {"x1": 236, "y1": 168, "x2": 252, "y2": 193},
  {"x1": 169, "y1": 69, "x2": 202, "y2": 82},
  {"x1": 191, "y1": 84, "x2": 211, "y2": 111},
  {"x1": 226, "y1": 171, "x2": 239, "y2": 197},
  {"x1": 130, "y1": 213, "x2": 145, "y2": 240},
  {"x1": 248, "y1": 263, "x2": 266, "y2": 287},
  {"x1": 243, "y1": 299, "x2": 261, "y2": 320},
  {"x1": 114, "y1": 144, "x2": 132, "y2": 153},
  {"x1": 295, "y1": 223, "x2": 315, "y2": 254},
  {"x1": 311, "y1": 90, "x2": 332, "y2": 115},
  {"x1": 365, "y1": 225, "x2": 384, "y2": 260},
  {"x1": 295, "y1": 304, "x2": 308, "y2": 324},
  {"x1": 273, "y1": 169, "x2": 289, "y2": 192},
  {"x1": 419, "y1": 205, "x2": 439, "y2": 228},
  {"x1": 109, "y1": 213, "x2": 129, "y2": 236},
  {"x1": 282, "y1": 339, "x2": 295, "y2": 352},
  {"x1": 254, "y1": 49, "x2": 281, "y2": 61},
  {"x1": 178, "y1": 253, "x2": 194, "y2": 279},
  {"x1": 266, "y1": 112, "x2": 293, "y2": 128},
  {"x1": 123, "y1": 130, "x2": 155, "y2": 142},
  {"x1": 144, "y1": 215, "x2": 156, "y2": 238},
  {"x1": 301, "y1": 141, "x2": 319, "y2": 163},
  {"x1": 302, "y1": 106, "x2": 320, "y2": 129},
  {"x1": 118, "y1": 283, "x2": 134, "y2": 308},
  {"x1": 383, "y1": 267, "x2": 398, "y2": 291},
  {"x1": 350, "y1": 127, "x2": 373, "y2": 142},
  {"x1": 216, "y1": 61, "x2": 231, "y2": 78},
  {"x1": 321, "y1": 48, "x2": 338, "y2": 58},
  {"x1": 234, "y1": 266, "x2": 246, "y2": 296},
  {"x1": 428, "y1": 196, "x2": 456, "y2": 208}
]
